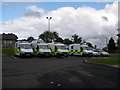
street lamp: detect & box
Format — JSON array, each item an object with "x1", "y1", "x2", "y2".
[
  {"x1": 46, "y1": 17, "x2": 52, "y2": 32},
  {"x1": 46, "y1": 17, "x2": 52, "y2": 42}
]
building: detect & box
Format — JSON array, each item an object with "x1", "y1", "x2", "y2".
[{"x1": 0, "y1": 33, "x2": 18, "y2": 48}]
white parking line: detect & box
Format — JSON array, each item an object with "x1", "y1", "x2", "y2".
[{"x1": 11, "y1": 56, "x2": 18, "y2": 59}]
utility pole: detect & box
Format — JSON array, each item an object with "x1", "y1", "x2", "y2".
[{"x1": 106, "y1": 37, "x2": 108, "y2": 47}]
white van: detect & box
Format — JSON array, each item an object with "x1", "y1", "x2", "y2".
[
  {"x1": 14, "y1": 41, "x2": 34, "y2": 56},
  {"x1": 31, "y1": 41, "x2": 51, "y2": 57},
  {"x1": 48, "y1": 42, "x2": 69, "y2": 57},
  {"x1": 69, "y1": 44, "x2": 93, "y2": 56},
  {"x1": 94, "y1": 49, "x2": 109, "y2": 56},
  {"x1": 69, "y1": 44, "x2": 82, "y2": 56},
  {"x1": 80, "y1": 44, "x2": 93, "y2": 56}
]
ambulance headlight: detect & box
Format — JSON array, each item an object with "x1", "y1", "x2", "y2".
[
  {"x1": 83, "y1": 52, "x2": 87, "y2": 54},
  {"x1": 20, "y1": 51, "x2": 25, "y2": 54},
  {"x1": 40, "y1": 52, "x2": 44, "y2": 54}
]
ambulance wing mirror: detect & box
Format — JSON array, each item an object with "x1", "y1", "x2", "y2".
[
  {"x1": 36, "y1": 46, "x2": 39, "y2": 51},
  {"x1": 55, "y1": 46, "x2": 57, "y2": 51},
  {"x1": 80, "y1": 47, "x2": 83, "y2": 51}
]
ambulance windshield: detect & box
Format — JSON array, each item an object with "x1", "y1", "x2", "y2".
[
  {"x1": 38, "y1": 45, "x2": 49, "y2": 49},
  {"x1": 57, "y1": 46, "x2": 67, "y2": 50},
  {"x1": 83, "y1": 47, "x2": 91, "y2": 50},
  {"x1": 19, "y1": 44, "x2": 32, "y2": 49}
]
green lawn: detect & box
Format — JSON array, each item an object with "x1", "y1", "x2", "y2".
[
  {"x1": 109, "y1": 53, "x2": 120, "y2": 57},
  {"x1": 2, "y1": 48, "x2": 14, "y2": 55},
  {"x1": 89, "y1": 58, "x2": 120, "y2": 65}
]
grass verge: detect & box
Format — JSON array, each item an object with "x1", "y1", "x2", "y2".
[
  {"x1": 109, "y1": 53, "x2": 120, "y2": 57},
  {"x1": 2, "y1": 48, "x2": 14, "y2": 55},
  {"x1": 89, "y1": 58, "x2": 120, "y2": 65}
]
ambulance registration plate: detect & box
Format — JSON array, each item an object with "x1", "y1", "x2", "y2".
[{"x1": 26, "y1": 54, "x2": 30, "y2": 56}]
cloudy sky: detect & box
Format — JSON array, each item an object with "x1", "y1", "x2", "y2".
[{"x1": 1, "y1": 1, "x2": 119, "y2": 48}]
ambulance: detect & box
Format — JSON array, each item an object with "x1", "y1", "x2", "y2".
[
  {"x1": 48, "y1": 42, "x2": 69, "y2": 57},
  {"x1": 69, "y1": 44, "x2": 93, "y2": 56},
  {"x1": 91, "y1": 48, "x2": 100, "y2": 57},
  {"x1": 31, "y1": 40, "x2": 51, "y2": 57},
  {"x1": 94, "y1": 49, "x2": 109, "y2": 56},
  {"x1": 80, "y1": 44, "x2": 93, "y2": 56},
  {"x1": 14, "y1": 41, "x2": 34, "y2": 57},
  {"x1": 69, "y1": 44, "x2": 82, "y2": 56}
]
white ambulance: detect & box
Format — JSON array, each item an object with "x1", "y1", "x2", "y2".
[
  {"x1": 31, "y1": 40, "x2": 51, "y2": 57},
  {"x1": 48, "y1": 42, "x2": 69, "y2": 57},
  {"x1": 69, "y1": 44, "x2": 93, "y2": 56},
  {"x1": 14, "y1": 41, "x2": 34, "y2": 57},
  {"x1": 69, "y1": 44, "x2": 82, "y2": 56}
]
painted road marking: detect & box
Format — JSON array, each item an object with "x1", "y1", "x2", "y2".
[{"x1": 11, "y1": 56, "x2": 18, "y2": 59}]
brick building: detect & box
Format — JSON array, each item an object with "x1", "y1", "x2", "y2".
[{"x1": 0, "y1": 33, "x2": 18, "y2": 48}]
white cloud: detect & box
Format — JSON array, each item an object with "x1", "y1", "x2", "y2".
[
  {"x1": 2, "y1": 0, "x2": 118, "y2": 2},
  {"x1": 1, "y1": 2, "x2": 118, "y2": 48},
  {"x1": 26, "y1": 5, "x2": 45, "y2": 14}
]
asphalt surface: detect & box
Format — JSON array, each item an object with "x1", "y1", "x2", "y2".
[{"x1": 2, "y1": 55, "x2": 119, "y2": 88}]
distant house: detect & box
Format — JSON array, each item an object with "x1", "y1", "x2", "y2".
[{"x1": 0, "y1": 33, "x2": 18, "y2": 48}]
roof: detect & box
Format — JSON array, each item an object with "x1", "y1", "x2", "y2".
[
  {"x1": 37, "y1": 43, "x2": 48, "y2": 45},
  {"x1": 69, "y1": 44, "x2": 80, "y2": 46},
  {"x1": 0, "y1": 33, "x2": 18, "y2": 40},
  {"x1": 31, "y1": 39, "x2": 44, "y2": 43},
  {"x1": 16, "y1": 42, "x2": 31, "y2": 44},
  {"x1": 17, "y1": 41, "x2": 29, "y2": 43}
]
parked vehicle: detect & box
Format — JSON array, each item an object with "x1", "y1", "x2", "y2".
[
  {"x1": 31, "y1": 41, "x2": 51, "y2": 57},
  {"x1": 80, "y1": 44, "x2": 93, "y2": 56},
  {"x1": 91, "y1": 49, "x2": 101, "y2": 56},
  {"x1": 69, "y1": 44, "x2": 93, "y2": 56},
  {"x1": 48, "y1": 42, "x2": 69, "y2": 57},
  {"x1": 69, "y1": 44, "x2": 82, "y2": 56},
  {"x1": 94, "y1": 49, "x2": 109, "y2": 56},
  {"x1": 14, "y1": 41, "x2": 34, "y2": 57}
]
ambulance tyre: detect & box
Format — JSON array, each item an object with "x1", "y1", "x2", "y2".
[
  {"x1": 14, "y1": 53, "x2": 17, "y2": 57},
  {"x1": 82, "y1": 53, "x2": 86, "y2": 57},
  {"x1": 64, "y1": 54, "x2": 68, "y2": 57},
  {"x1": 56, "y1": 54, "x2": 61, "y2": 57}
]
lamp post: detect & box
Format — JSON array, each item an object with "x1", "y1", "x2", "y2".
[
  {"x1": 46, "y1": 17, "x2": 52, "y2": 42},
  {"x1": 46, "y1": 17, "x2": 52, "y2": 32}
]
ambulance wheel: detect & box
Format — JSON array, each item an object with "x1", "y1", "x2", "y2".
[
  {"x1": 56, "y1": 54, "x2": 61, "y2": 58},
  {"x1": 65, "y1": 54, "x2": 68, "y2": 57},
  {"x1": 82, "y1": 54, "x2": 86, "y2": 57},
  {"x1": 14, "y1": 53, "x2": 17, "y2": 57}
]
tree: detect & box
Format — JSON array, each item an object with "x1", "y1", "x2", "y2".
[
  {"x1": 82, "y1": 40, "x2": 86, "y2": 44},
  {"x1": 27, "y1": 36, "x2": 34, "y2": 42},
  {"x1": 86, "y1": 42, "x2": 93, "y2": 48},
  {"x1": 55, "y1": 37, "x2": 63, "y2": 43},
  {"x1": 94, "y1": 45, "x2": 97, "y2": 49},
  {"x1": 72, "y1": 34, "x2": 82, "y2": 44},
  {"x1": 107, "y1": 37, "x2": 117, "y2": 51},
  {"x1": 39, "y1": 31, "x2": 59, "y2": 43},
  {"x1": 63, "y1": 38, "x2": 73, "y2": 45}
]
